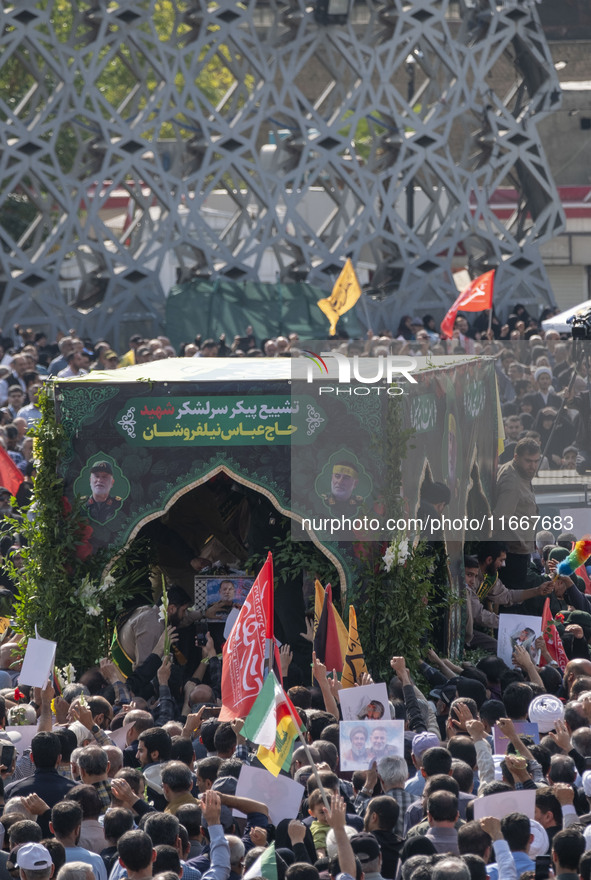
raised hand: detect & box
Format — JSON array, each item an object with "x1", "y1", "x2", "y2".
[
  {"x1": 250, "y1": 827, "x2": 268, "y2": 847},
  {"x1": 202, "y1": 789, "x2": 222, "y2": 827},
  {"x1": 288, "y1": 819, "x2": 307, "y2": 845},
  {"x1": 157, "y1": 654, "x2": 172, "y2": 685},
  {"x1": 280, "y1": 644, "x2": 293, "y2": 676},
  {"x1": 325, "y1": 793, "x2": 346, "y2": 828},
  {"x1": 549, "y1": 719, "x2": 571, "y2": 753},
  {"x1": 300, "y1": 617, "x2": 314, "y2": 642},
  {"x1": 312, "y1": 651, "x2": 327, "y2": 682}
]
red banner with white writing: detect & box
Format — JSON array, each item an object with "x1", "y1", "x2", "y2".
[
  {"x1": 540, "y1": 597, "x2": 568, "y2": 672},
  {"x1": 220, "y1": 552, "x2": 274, "y2": 720},
  {"x1": 441, "y1": 270, "x2": 495, "y2": 338}
]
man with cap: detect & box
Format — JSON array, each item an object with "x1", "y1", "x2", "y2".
[
  {"x1": 81, "y1": 461, "x2": 121, "y2": 524},
  {"x1": 102, "y1": 350, "x2": 119, "y2": 371},
  {"x1": 350, "y1": 833, "x2": 385, "y2": 880},
  {"x1": 16, "y1": 843, "x2": 54, "y2": 880},
  {"x1": 405, "y1": 732, "x2": 441, "y2": 797},
  {"x1": 321, "y1": 462, "x2": 364, "y2": 513}
]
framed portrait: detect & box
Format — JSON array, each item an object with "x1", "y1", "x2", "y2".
[{"x1": 194, "y1": 575, "x2": 255, "y2": 617}]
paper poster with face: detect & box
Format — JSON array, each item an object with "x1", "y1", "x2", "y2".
[
  {"x1": 339, "y1": 683, "x2": 391, "y2": 722},
  {"x1": 497, "y1": 613, "x2": 542, "y2": 668},
  {"x1": 339, "y1": 720, "x2": 404, "y2": 771}
]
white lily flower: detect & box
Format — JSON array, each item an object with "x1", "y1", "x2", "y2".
[
  {"x1": 100, "y1": 574, "x2": 115, "y2": 593},
  {"x1": 397, "y1": 538, "x2": 410, "y2": 564},
  {"x1": 383, "y1": 546, "x2": 396, "y2": 572}
]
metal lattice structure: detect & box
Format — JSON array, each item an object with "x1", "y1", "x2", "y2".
[{"x1": 0, "y1": 0, "x2": 564, "y2": 341}]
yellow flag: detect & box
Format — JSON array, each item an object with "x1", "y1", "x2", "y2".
[
  {"x1": 313, "y1": 579, "x2": 325, "y2": 636},
  {"x1": 257, "y1": 708, "x2": 301, "y2": 776},
  {"x1": 341, "y1": 605, "x2": 368, "y2": 688},
  {"x1": 317, "y1": 258, "x2": 362, "y2": 336}
]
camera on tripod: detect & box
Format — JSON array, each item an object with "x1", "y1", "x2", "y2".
[{"x1": 569, "y1": 308, "x2": 591, "y2": 340}]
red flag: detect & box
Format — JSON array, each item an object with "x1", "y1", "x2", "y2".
[
  {"x1": 0, "y1": 447, "x2": 24, "y2": 497},
  {"x1": 540, "y1": 597, "x2": 568, "y2": 672},
  {"x1": 313, "y1": 584, "x2": 345, "y2": 673},
  {"x1": 441, "y1": 270, "x2": 495, "y2": 338},
  {"x1": 220, "y1": 552, "x2": 274, "y2": 721}
]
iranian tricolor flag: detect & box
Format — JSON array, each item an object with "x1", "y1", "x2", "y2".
[
  {"x1": 244, "y1": 842, "x2": 277, "y2": 880},
  {"x1": 242, "y1": 671, "x2": 303, "y2": 777}
]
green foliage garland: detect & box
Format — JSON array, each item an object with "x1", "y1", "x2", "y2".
[
  {"x1": 246, "y1": 520, "x2": 337, "y2": 591},
  {"x1": 351, "y1": 538, "x2": 446, "y2": 680},
  {"x1": 350, "y1": 391, "x2": 453, "y2": 679},
  {"x1": 9, "y1": 388, "x2": 150, "y2": 670}
]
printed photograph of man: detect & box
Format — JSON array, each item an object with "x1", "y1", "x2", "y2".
[
  {"x1": 341, "y1": 725, "x2": 370, "y2": 768},
  {"x1": 319, "y1": 460, "x2": 367, "y2": 514},
  {"x1": 82, "y1": 460, "x2": 122, "y2": 524}
]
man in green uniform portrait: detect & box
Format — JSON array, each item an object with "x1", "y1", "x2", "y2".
[{"x1": 82, "y1": 460, "x2": 122, "y2": 523}]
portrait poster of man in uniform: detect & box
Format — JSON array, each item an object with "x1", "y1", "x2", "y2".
[
  {"x1": 315, "y1": 452, "x2": 372, "y2": 515},
  {"x1": 77, "y1": 458, "x2": 128, "y2": 524}
]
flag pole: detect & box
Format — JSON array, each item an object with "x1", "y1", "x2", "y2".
[
  {"x1": 284, "y1": 697, "x2": 332, "y2": 812},
  {"x1": 266, "y1": 551, "x2": 274, "y2": 680},
  {"x1": 266, "y1": 638, "x2": 274, "y2": 679},
  {"x1": 487, "y1": 309, "x2": 493, "y2": 334},
  {"x1": 360, "y1": 292, "x2": 373, "y2": 336}
]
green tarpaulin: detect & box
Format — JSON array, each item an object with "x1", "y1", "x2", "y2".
[{"x1": 165, "y1": 279, "x2": 364, "y2": 349}]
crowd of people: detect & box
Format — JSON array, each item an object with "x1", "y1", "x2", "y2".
[
  {"x1": 0, "y1": 530, "x2": 589, "y2": 880},
  {"x1": 0, "y1": 307, "x2": 586, "y2": 880},
  {"x1": 0, "y1": 301, "x2": 586, "y2": 510}
]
